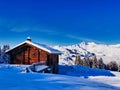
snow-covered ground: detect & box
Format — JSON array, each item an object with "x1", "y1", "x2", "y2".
[
  {"x1": 59, "y1": 65, "x2": 120, "y2": 89},
  {"x1": 0, "y1": 64, "x2": 120, "y2": 90},
  {"x1": 89, "y1": 71, "x2": 120, "y2": 88},
  {"x1": 53, "y1": 42, "x2": 120, "y2": 64}
]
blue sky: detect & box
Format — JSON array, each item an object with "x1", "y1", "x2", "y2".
[{"x1": 0, "y1": 0, "x2": 120, "y2": 47}]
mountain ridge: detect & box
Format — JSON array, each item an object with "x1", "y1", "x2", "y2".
[{"x1": 53, "y1": 42, "x2": 120, "y2": 65}]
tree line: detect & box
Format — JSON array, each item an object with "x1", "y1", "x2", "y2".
[{"x1": 75, "y1": 54, "x2": 120, "y2": 72}]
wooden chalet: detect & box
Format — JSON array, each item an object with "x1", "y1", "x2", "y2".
[{"x1": 6, "y1": 37, "x2": 61, "y2": 73}]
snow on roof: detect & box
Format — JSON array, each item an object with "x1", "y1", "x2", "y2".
[
  {"x1": 6, "y1": 40, "x2": 61, "y2": 54},
  {"x1": 27, "y1": 37, "x2": 31, "y2": 40}
]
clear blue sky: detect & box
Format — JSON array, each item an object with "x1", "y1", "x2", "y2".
[{"x1": 0, "y1": 0, "x2": 120, "y2": 47}]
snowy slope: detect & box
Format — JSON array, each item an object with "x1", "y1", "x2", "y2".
[
  {"x1": 53, "y1": 42, "x2": 120, "y2": 65},
  {"x1": 58, "y1": 65, "x2": 115, "y2": 77},
  {"x1": 89, "y1": 71, "x2": 120, "y2": 88},
  {"x1": 59, "y1": 65, "x2": 120, "y2": 89},
  {"x1": 0, "y1": 64, "x2": 120, "y2": 90}
]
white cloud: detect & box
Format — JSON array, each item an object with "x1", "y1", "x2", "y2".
[
  {"x1": 66, "y1": 34, "x2": 104, "y2": 43},
  {"x1": 10, "y1": 27, "x2": 30, "y2": 32},
  {"x1": 10, "y1": 26, "x2": 60, "y2": 35},
  {"x1": 0, "y1": 17, "x2": 61, "y2": 35}
]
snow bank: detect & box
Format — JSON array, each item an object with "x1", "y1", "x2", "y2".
[
  {"x1": 0, "y1": 64, "x2": 119, "y2": 90},
  {"x1": 59, "y1": 65, "x2": 115, "y2": 77}
]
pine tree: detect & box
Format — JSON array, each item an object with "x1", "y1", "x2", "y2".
[
  {"x1": 0, "y1": 45, "x2": 10, "y2": 64},
  {"x1": 74, "y1": 54, "x2": 83, "y2": 65},
  {"x1": 75, "y1": 55, "x2": 80, "y2": 65},
  {"x1": 89, "y1": 59, "x2": 93, "y2": 68},
  {"x1": 108, "y1": 61, "x2": 118, "y2": 71},
  {"x1": 2, "y1": 45, "x2": 10, "y2": 52},
  {"x1": 98, "y1": 58, "x2": 104, "y2": 69},
  {"x1": 105, "y1": 64, "x2": 110, "y2": 70},
  {"x1": 83, "y1": 57, "x2": 90, "y2": 67},
  {"x1": 118, "y1": 65, "x2": 120, "y2": 72},
  {"x1": 92, "y1": 55, "x2": 98, "y2": 68},
  {"x1": 79, "y1": 55, "x2": 83, "y2": 66},
  {"x1": 0, "y1": 46, "x2": 2, "y2": 63}
]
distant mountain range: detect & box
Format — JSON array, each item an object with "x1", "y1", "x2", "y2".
[{"x1": 53, "y1": 42, "x2": 120, "y2": 65}]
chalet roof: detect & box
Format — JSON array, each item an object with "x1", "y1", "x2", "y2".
[{"x1": 6, "y1": 40, "x2": 61, "y2": 54}]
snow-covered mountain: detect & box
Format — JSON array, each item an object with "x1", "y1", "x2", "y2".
[{"x1": 53, "y1": 42, "x2": 120, "y2": 65}]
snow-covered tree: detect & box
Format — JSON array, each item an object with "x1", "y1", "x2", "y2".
[
  {"x1": 75, "y1": 55, "x2": 80, "y2": 65},
  {"x1": 0, "y1": 45, "x2": 10, "y2": 64},
  {"x1": 2, "y1": 45, "x2": 10, "y2": 52},
  {"x1": 75, "y1": 54, "x2": 83, "y2": 65},
  {"x1": 98, "y1": 58, "x2": 105, "y2": 69},
  {"x1": 107, "y1": 61, "x2": 118, "y2": 71},
  {"x1": 83, "y1": 57, "x2": 90, "y2": 67},
  {"x1": 89, "y1": 59, "x2": 93, "y2": 68},
  {"x1": 92, "y1": 55, "x2": 98, "y2": 68},
  {"x1": 0, "y1": 46, "x2": 2, "y2": 63},
  {"x1": 118, "y1": 65, "x2": 120, "y2": 72}
]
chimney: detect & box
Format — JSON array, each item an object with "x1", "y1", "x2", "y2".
[{"x1": 26, "y1": 37, "x2": 31, "y2": 42}]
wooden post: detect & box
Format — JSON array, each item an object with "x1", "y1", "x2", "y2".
[
  {"x1": 46, "y1": 54, "x2": 49, "y2": 66},
  {"x1": 38, "y1": 49, "x2": 40, "y2": 62}
]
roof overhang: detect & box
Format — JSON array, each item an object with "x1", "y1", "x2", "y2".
[{"x1": 6, "y1": 40, "x2": 61, "y2": 54}]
